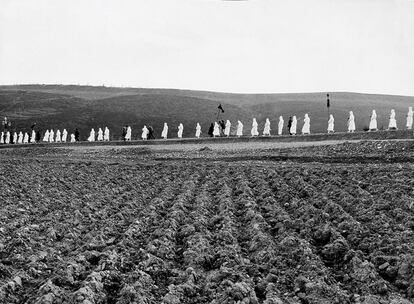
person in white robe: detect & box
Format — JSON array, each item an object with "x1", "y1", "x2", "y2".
[
  {"x1": 347, "y1": 111, "x2": 356, "y2": 132},
  {"x1": 278, "y1": 116, "x2": 284, "y2": 135},
  {"x1": 13, "y1": 132, "x2": 18, "y2": 144},
  {"x1": 213, "y1": 122, "x2": 220, "y2": 137},
  {"x1": 290, "y1": 116, "x2": 297, "y2": 135},
  {"x1": 302, "y1": 114, "x2": 311, "y2": 135},
  {"x1": 141, "y1": 125, "x2": 149, "y2": 140},
  {"x1": 43, "y1": 130, "x2": 50, "y2": 142},
  {"x1": 251, "y1": 118, "x2": 259, "y2": 137},
  {"x1": 224, "y1": 120, "x2": 231, "y2": 137},
  {"x1": 407, "y1": 107, "x2": 413, "y2": 130},
  {"x1": 369, "y1": 110, "x2": 378, "y2": 131},
  {"x1": 327, "y1": 114, "x2": 335, "y2": 133},
  {"x1": 263, "y1": 118, "x2": 271, "y2": 136},
  {"x1": 5, "y1": 131, "x2": 11, "y2": 144},
  {"x1": 55, "y1": 130, "x2": 61, "y2": 142},
  {"x1": 62, "y1": 129, "x2": 68, "y2": 142},
  {"x1": 23, "y1": 132, "x2": 29, "y2": 143},
  {"x1": 195, "y1": 123, "x2": 201, "y2": 138},
  {"x1": 70, "y1": 134, "x2": 75, "y2": 142},
  {"x1": 177, "y1": 123, "x2": 184, "y2": 138},
  {"x1": 161, "y1": 123, "x2": 168, "y2": 139},
  {"x1": 388, "y1": 109, "x2": 397, "y2": 130},
  {"x1": 0, "y1": 132, "x2": 4, "y2": 144},
  {"x1": 17, "y1": 132, "x2": 23, "y2": 144},
  {"x1": 87, "y1": 128, "x2": 95, "y2": 142},
  {"x1": 104, "y1": 127, "x2": 110, "y2": 141},
  {"x1": 236, "y1": 120, "x2": 243, "y2": 137},
  {"x1": 49, "y1": 130, "x2": 55, "y2": 143},
  {"x1": 125, "y1": 126, "x2": 132, "y2": 141},
  {"x1": 30, "y1": 129, "x2": 36, "y2": 143},
  {"x1": 97, "y1": 128, "x2": 103, "y2": 141}
]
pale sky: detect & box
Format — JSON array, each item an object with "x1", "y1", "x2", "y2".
[{"x1": 1, "y1": 0, "x2": 413, "y2": 95}]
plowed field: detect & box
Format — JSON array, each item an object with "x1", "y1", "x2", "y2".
[{"x1": 0, "y1": 140, "x2": 413, "y2": 304}]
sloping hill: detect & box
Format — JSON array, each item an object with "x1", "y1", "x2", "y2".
[{"x1": 0, "y1": 85, "x2": 413, "y2": 140}]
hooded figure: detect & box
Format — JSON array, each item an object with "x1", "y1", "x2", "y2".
[
  {"x1": 407, "y1": 107, "x2": 413, "y2": 130},
  {"x1": 62, "y1": 129, "x2": 68, "y2": 142},
  {"x1": 177, "y1": 123, "x2": 184, "y2": 138},
  {"x1": 104, "y1": 127, "x2": 110, "y2": 141},
  {"x1": 388, "y1": 109, "x2": 397, "y2": 130},
  {"x1": 97, "y1": 128, "x2": 103, "y2": 141},
  {"x1": 49, "y1": 129, "x2": 55, "y2": 143},
  {"x1": 287, "y1": 117, "x2": 293, "y2": 135},
  {"x1": 278, "y1": 116, "x2": 284, "y2": 135},
  {"x1": 302, "y1": 114, "x2": 310, "y2": 135},
  {"x1": 30, "y1": 129, "x2": 36, "y2": 143},
  {"x1": 87, "y1": 128, "x2": 95, "y2": 142},
  {"x1": 70, "y1": 134, "x2": 76, "y2": 142},
  {"x1": 13, "y1": 132, "x2": 18, "y2": 144},
  {"x1": 55, "y1": 130, "x2": 61, "y2": 142},
  {"x1": 213, "y1": 122, "x2": 220, "y2": 137},
  {"x1": 347, "y1": 111, "x2": 356, "y2": 132},
  {"x1": 161, "y1": 123, "x2": 168, "y2": 139},
  {"x1": 5, "y1": 131, "x2": 10, "y2": 144},
  {"x1": 126, "y1": 126, "x2": 132, "y2": 141},
  {"x1": 195, "y1": 123, "x2": 201, "y2": 138},
  {"x1": 141, "y1": 125, "x2": 149, "y2": 140},
  {"x1": 0, "y1": 132, "x2": 4, "y2": 144},
  {"x1": 43, "y1": 130, "x2": 50, "y2": 142},
  {"x1": 263, "y1": 118, "x2": 271, "y2": 136},
  {"x1": 23, "y1": 132, "x2": 29, "y2": 143},
  {"x1": 251, "y1": 118, "x2": 259, "y2": 136},
  {"x1": 290, "y1": 116, "x2": 297, "y2": 135},
  {"x1": 369, "y1": 110, "x2": 378, "y2": 131},
  {"x1": 327, "y1": 114, "x2": 334, "y2": 133},
  {"x1": 224, "y1": 120, "x2": 231, "y2": 137},
  {"x1": 236, "y1": 120, "x2": 243, "y2": 137},
  {"x1": 17, "y1": 132, "x2": 23, "y2": 144}
]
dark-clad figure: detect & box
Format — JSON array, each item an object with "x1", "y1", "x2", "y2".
[
  {"x1": 74, "y1": 128, "x2": 80, "y2": 142},
  {"x1": 208, "y1": 123, "x2": 214, "y2": 137},
  {"x1": 147, "y1": 125, "x2": 155, "y2": 140},
  {"x1": 287, "y1": 117, "x2": 293, "y2": 135},
  {"x1": 219, "y1": 120, "x2": 226, "y2": 135},
  {"x1": 35, "y1": 130, "x2": 41, "y2": 142},
  {"x1": 122, "y1": 126, "x2": 127, "y2": 141}
]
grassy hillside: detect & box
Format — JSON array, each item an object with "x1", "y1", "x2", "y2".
[{"x1": 0, "y1": 85, "x2": 413, "y2": 140}]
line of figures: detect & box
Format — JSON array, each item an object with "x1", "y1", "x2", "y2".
[{"x1": 0, "y1": 107, "x2": 413, "y2": 144}]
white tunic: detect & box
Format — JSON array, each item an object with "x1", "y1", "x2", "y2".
[
  {"x1": 49, "y1": 130, "x2": 54, "y2": 143},
  {"x1": 302, "y1": 114, "x2": 310, "y2": 134},
  {"x1": 55, "y1": 130, "x2": 61, "y2": 142},
  {"x1": 224, "y1": 120, "x2": 231, "y2": 137},
  {"x1": 5, "y1": 132, "x2": 10, "y2": 144},
  {"x1": 43, "y1": 130, "x2": 49, "y2": 142},
  {"x1": 236, "y1": 121, "x2": 243, "y2": 137},
  {"x1": 17, "y1": 132, "x2": 23, "y2": 144},
  {"x1": 278, "y1": 116, "x2": 284, "y2": 135},
  {"x1": 161, "y1": 123, "x2": 168, "y2": 139},
  {"x1": 177, "y1": 124, "x2": 184, "y2": 138},
  {"x1": 213, "y1": 122, "x2": 220, "y2": 137},
  {"x1": 30, "y1": 130, "x2": 36, "y2": 143},
  {"x1": 141, "y1": 126, "x2": 149, "y2": 140},
  {"x1": 125, "y1": 127, "x2": 132, "y2": 141},
  {"x1": 388, "y1": 109, "x2": 397, "y2": 129},
  {"x1": 369, "y1": 110, "x2": 377, "y2": 131},
  {"x1": 347, "y1": 112, "x2": 356, "y2": 132},
  {"x1": 195, "y1": 123, "x2": 201, "y2": 138},
  {"x1": 290, "y1": 116, "x2": 297, "y2": 135},
  {"x1": 97, "y1": 128, "x2": 103, "y2": 141},
  {"x1": 251, "y1": 118, "x2": 259, "y2": 136},
  {"x1": 13, "y1": 132, "x2": 17, "y2": 144},
  {"x1": 87, "y1": 129, "x2": 95, "y2": 142},
  {"x1": 263, "y1": 118, "x2": 271, "y2": 136},
  {"x1": 23, "y1": 133, "x2": 29, "y2": 143},
  {"x1": 70, "y1": 134, "x2": 75, "y2": 142},
  {"x1": 62, "y1": 129, "x2": 68, "y2": 142},
  {"x1": 104, "y1": 127, "x2": 110, "y2": 141},
  {"x1": 0, "y1": 132, "x2": 3, "y2": 144},
  {"x1": 407, "y1": 107, "x2": 413, "y2": 129},
  {"x1": 327, "y1": 115, "x2": 334, "y2": 132}
]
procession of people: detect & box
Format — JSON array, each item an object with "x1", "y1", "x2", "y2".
[{"x1": 1, "y1": 106, "x2": 413, "y2": 145}]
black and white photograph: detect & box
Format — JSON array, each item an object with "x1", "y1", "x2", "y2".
[{"x1": 1, "y1": 0, "x2": 414, "y2": 303}]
